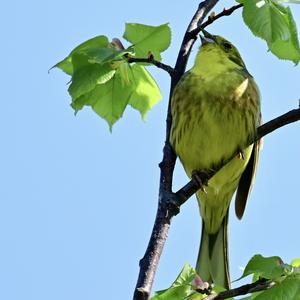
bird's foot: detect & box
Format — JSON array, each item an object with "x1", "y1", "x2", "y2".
[
  {"x1": 191, "y1": 170, "x2": 211, "y2": 193},
  {"x1": 237, "y1": 149, "x2": 245, "y2": 160}
]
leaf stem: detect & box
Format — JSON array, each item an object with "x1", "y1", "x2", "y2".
[
  {"x1": 126, "y1": 56, "x2": 175, "y2": 76},
  {"x1": 199, "y1": 4, "x2": 243, "y2": 31},
  {"x1": 203, "y1": 278, "x2": 272, "y2": 300}
]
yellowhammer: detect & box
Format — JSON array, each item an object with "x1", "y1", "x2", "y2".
[{"x1": 170, "y1": 30, "x2": 261, "y2": 289}]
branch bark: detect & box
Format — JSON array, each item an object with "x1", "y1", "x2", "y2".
[
  {"x1": 199, "y1": 4, "x2": 243, "y2": 31},
  {"x1": 127, "y1": 56, "x2": 175, "y2": 76},
  {"x1": 127, "y1": 4, "x2": 243, "y2": 77},
  {"x1": 133, "y1": 1, "x2": 220, "y2": 299},
  {"x1": 203, "y1": 278, "x2": 272, "y2": 300}
]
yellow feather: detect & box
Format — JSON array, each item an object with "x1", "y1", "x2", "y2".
[{"x1": 170, "y1": 33, "x2": 261, "y2": 288}]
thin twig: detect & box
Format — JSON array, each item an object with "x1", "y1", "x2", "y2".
[
  {"x1": 257, "y1": 107, "x2": 300, "y2": 140},
  {"x1": 200, "y1": 4, "x2": 243, "y2": 31},
  {"x1": 127, "y1": 56, "x2": 175, "y2": 77},
  {"x1": 203, "y1": 278, "x2": 272, "y2": 300},
  {"x1": 127, "y1": 4, "x2": 243, "y2": 78}
]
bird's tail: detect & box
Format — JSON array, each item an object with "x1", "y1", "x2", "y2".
[{"x1": 196, "y1": 213, "x2": 230, "y2": 289}]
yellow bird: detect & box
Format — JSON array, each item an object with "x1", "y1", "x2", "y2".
[{"x1": 170, "y1": 30, "x2": 261, "y2": 289}]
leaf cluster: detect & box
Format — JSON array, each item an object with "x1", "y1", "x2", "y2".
[
  {"x1": 150, "y1": 255, "x2": 300, "y2": 300},
  {"x1": 54, "y1": 1, "x2": 300, "y2": 130},
  {"x1": 54, "y1": 23, "x2": 171, "y2": 130}
]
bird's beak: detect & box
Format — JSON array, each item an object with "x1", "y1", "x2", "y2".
[{"x1": 200, "y1": 29, "x2": 215, "y2": 45}]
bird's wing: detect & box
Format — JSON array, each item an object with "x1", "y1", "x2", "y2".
[{"x1": 235, "y1": 139, "x2": 261, "y2": 219}]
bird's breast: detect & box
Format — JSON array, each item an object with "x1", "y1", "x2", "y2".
[{"x1": 170, "y1": 72, "x2": 260, "y2": 177}]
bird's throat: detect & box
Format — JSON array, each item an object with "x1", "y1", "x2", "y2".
[{"x1": 192, "y1": 47, "x2": 242, "y2": 79}]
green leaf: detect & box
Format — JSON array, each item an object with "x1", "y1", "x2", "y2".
[
  {"x1": 68, "y1": 53, "x2": 115, "y2": 99},
  {"x1": 55, "y1": 24, "x2": 165, "y2": 130},
  {"x1": 72, "y1": 68, "x2": 134, "y2": 130},
  {"x1": 85, "y1": 47, "x2": 134, "y2": 66},
  {"x1": 291, "y1": 258, "x2": 300, "y2": 267},
  {"x1": 267, "y1": 5, "x2": 300, "y2": 63},
  {"x1": 150, "y1": 285, "x2": 190, "y2": 300},
  {"x1": 123, "y1": 23, "x2": 171, "y2": 61},
  {"x1": 238, "y1": 254, "x2": 287, "y2": 280},
  {"x1": 172, "y1": 263, "x2": 197, "y2": 287},
  {"x1": 54, "y1": 35, "x2": 109, "y2": 75},
  {"x1": 69, "y1": 61, "x2": 161, "y2": 130},
  {"x1": 291, "y1": 258, "x2": 300, "y2": 274},
  {"x1": 253, "y1": 274, "x2": 300, "y2": 300},
  {"x1": 274, "y1": 0, "x2": 300, "y2": 3},
  {"x1": 242, "y1": 0, "x2": 300, "y2": 63},
  {"x1": 128, "y1": 64, "x2": 162, "y2": 119},
  {"x1": 85, "y1": 48, "x2": 121, "y2": 64},
  {"x1": 150, "y1": 263, "x2": 196, "y2": 300},
  {"x1": 242, "y1": 0, "x2": 290, "y2": 41},
  {"x1": 68, "y1": 63, "x2": 115, "y2": 100},
  {"x1": 239, "y1": 294, "x2": 260, "y2": 300}
]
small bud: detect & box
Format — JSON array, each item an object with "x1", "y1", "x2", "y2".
[
  {"x1": 148, "y1": 51, "x2": 154, "y2": 61},
  {"x1": 208, "y1": 11, "x2": 216, "y2": 21},
  {"x1": 192, "y1": 274, "x2": 210, "y2": 290},
  {"x1": 110, "y1": 38, "x2": 125, "y2": 50}
]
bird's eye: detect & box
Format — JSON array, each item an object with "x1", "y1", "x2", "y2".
[{"x1": 223, "y1": 42, "x2": 232, "y2": 50}]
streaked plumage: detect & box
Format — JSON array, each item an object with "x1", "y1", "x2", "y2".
[{"x1": 170, "y1": 31, "x2": 261, "y2": 288}]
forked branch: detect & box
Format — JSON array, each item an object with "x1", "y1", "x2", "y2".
[
  {"x1": 133, "y1": 2, "x2": 221, "y2": 299},
  {"x1": 199, "y1": 4, "x2": 243, "y2": 31},
  {"x1": 126, "y1": 4, "x2": 243, "y2": 77}
]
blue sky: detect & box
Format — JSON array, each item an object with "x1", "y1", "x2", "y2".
[{"x1": 1, "y1": 1, "x2": 300, "y2": 299}]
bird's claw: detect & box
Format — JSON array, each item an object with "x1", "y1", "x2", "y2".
[
  {"x1": 237, "y1": 149, "x2": 245, "y2": 160},
  {"x1": 192, "y1": 170, "x2": 210, "y2": 192}
]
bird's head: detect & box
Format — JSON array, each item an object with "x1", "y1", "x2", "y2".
[{"x1": 192, "y1": 30, "x2": 247, "y2": 76}]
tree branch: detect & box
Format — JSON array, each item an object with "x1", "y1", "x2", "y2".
[
  {"x1": 203, "y1": 278, "x2": 272, "y2": 300},
  {"x1": 133, "y1": 1, "x2": 220, "y2": 299},
  {"x1": 199, "y1": 4, "x2": 243, "y2": 31},
  {"x1": 127, "y1": 56, "x2": 175, "y2": 77},
  {"x1": 127, "y1": 3, "x2": 243, "y2": 78},
  {"x1": 257, "y1": 107, "x2": 300, "y2": 140},
  {"x1": 133, "y1": 106, "x2": 300, "y2": 300},
  {"x1": 172, "y1": 0, "x2": 220, "y2": 85},
  {"x1": 133, "y1": 1, "x2": 299, "y2": 300}
]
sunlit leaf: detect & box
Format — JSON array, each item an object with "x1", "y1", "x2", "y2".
[
  {"x1": 54, "y1": 35, "x2": 109, "y2": 75},
  {"x1": 291, "y1": 258, "x2": 300, "y2": 267},
  {"x1": 238, "y1": 254, "x2": 287, "y2": 280},
  {"x1": 123, "y1": 23, "x2": 171, "y2": 60},
  {"x1": 267, "y1": 5, "x2": 300, "y2": 63},
  {"x1": 150, "y1": 264, "x2": 196, "y2": 300},
  {"x1": 72, "y1": 68, "x2": 134, "y2": 130},
  {"x1": 54, "y1": 23, "x2": 167, "y2": 130},
  {"x1": 241, "y1": 0, "x2": 300, "y2": 63},
  {"x1": 253, "y1": 274, "x2": 300, "y2": 300},
  {"x1": 128, "y1": 64, "x2": 162, "y2": 120}
]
